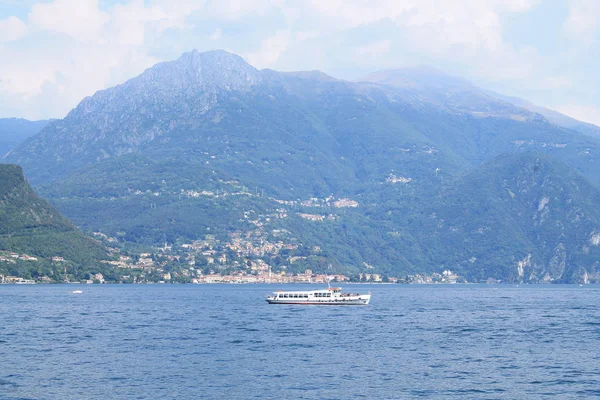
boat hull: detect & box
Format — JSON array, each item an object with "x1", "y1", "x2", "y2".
[
  {"x1": 266, "y1": 296, "x2": 370, "y2": 305},
  {"x1": 266, "y1": 286, "x2": 371, "y2": 305}
]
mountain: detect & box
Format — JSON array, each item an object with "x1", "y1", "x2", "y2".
[
  {"x1": 485, "y1": 92, "x2": 600, "y2": 138},
  {"x1": 0, "y1": 118, "x2": 52, "y2": 157},
  {"x1": 361, "y1": 67, "x2": 600, "y2": 137},
  {"x1": 8, "y1": 52, "x2": 600, "y2": 188},
  {"x1": 3, "y1": 51, "x2": 264, "y2": 184},
  {"x1": 0, "y1": 164, "x2": 112, "y2": 281},
  {"x1": 359, "y1": 67, "x2": 543, "y2": 122},
  {"x1": 360, "y1": 67, "x2": 600, "y2": 183},
  {"x1": 5, "y1": 50, "x2": 600, "y2": 282},
  {"x1": 425, "y1": 153, "x2": 600, "y2": 283}
]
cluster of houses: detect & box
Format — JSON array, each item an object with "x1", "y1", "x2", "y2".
[
  {"x1": 0, "y1": 252, "x2": 39, "y2": 263},
  {"x1": 403, "y1": 270, "x2": 463, "y2": 284},
  {"x1": 298, "y1": 196, "x2": 359, "y2": 208},
  {"x1": 0, "y1": 252, "x2": 66, "y2": 264},
  {"x1": 191, "y1": 270, "x2": 350, "y2": 284},
  {"x1": 0, "y1": 275, "x2": 36, "y2": 284}
]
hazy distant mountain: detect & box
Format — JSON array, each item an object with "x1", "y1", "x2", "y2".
[
  {"x1": 6, "y1": 50, "x2": 470, "y2": 192},
  {"x1": 0, "y1": 164, "x2": 110, "y2": 280},
  {"x1": 361, "y1": 66, "x2": 600, "y2": 137},
  {"x1": 360, "y1": 67, "x2": 543, "y2": 122},
  {"x1": 5, "y1": 50, "x2": 600, "y2": 282},
  {"x1": 485, "y1": 91, "x2": 600, "y2": 138},
  {"x1": 0, "y1": 118, "x2": 52, "y2": 157}
]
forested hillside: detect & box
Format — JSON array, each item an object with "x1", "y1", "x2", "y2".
[{"x1": 5, "y1": 50, "x2": 600, "y2": 283}]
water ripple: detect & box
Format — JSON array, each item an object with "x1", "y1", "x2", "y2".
[{"x1": 0, "y1": 284, "x2": 598, "y2": 399}]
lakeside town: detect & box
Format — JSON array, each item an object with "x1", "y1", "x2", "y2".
[
  {"x1": 0, "y1": 245, "x2": 466, "y2": 285},
  {"x1": 1, "y1": 192, "x2": 470, "y2": 285},
  {"x1": 0, "y1": 269, "x2": 464, "y2": 284}
]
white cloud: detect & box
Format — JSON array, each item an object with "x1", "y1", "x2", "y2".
[
  {"x1": 307, "y1": 0, "x2": 539, "y2": 39},
  {"x1": 301, "y1": 0, "x2": 546, "y2": 82},
  {"x1": 555, "y1": 104, "x2": 600, "y2": 126},
  {"x1": 563, "y1": 0, "x2": 600, "y2": 45},
  {"x1": 109, "y1": 0, "x2": 179, "y2": 47},
  {"x1": 536, "y1": 76, "x2": 573, "y2": 90},
  {"x1": 29, "y1": 0, "x2": 110, "y2": 41},
  {"x1": 0, "y1": 0, "x2": 284, "y2": 118},
  {"x1": 0, "y1": 0, "x2": 175, "y2": 119},
  {"x1": 0, "y1": 16, "x2": 26, "y2": 42},
  {"x1": 245, "y1": 30, "x2": 289, "y2": 68},
  {"x1": 210, "y1": 28, "x2": 222, "y2": 40},
  {"x1": 499, "y1": 0, "x2": 541, "y2": 12},
  {"x1": 295, "y1": 30, "x2": 319, "y2": 41},
  {"x1": 0, "y1": 0, "x2": 595, "y2": 122},
  {"x1": 355, "y1": 40, "x2": 391, "y2": 63},
  {"x1": 207, "y1": 0, "x2": 283, "y2": 20},
  {"x1": 0, "y1": 54, "x2": 57, "y2": 97}
]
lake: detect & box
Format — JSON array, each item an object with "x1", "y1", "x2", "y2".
[{"x1": 1, "y1": 284, "x2": 599, "y2": 399}]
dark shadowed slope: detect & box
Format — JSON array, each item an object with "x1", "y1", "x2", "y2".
[{"x1": 0, "y1": 164, "x2": 110, "y2": 279}]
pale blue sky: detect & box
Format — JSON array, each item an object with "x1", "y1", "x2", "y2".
[{"x1": 0, "y1": 0, "x2": 598, "y2": 125}]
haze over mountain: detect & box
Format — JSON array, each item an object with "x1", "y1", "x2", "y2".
[
  {"x1": 5, "y1": 50, "x2": 600, "y2": 283},
  {"x1": 361, "y1": 67, "x2": 600, "y2": 138},
  {"x1": 0, "y1": 118, "x2": 52, "y2": 157},
  {"x1": 485, "y1": 92, "x2": 600, "y2": 138}
]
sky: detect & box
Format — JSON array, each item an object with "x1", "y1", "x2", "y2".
[{"x1": 0, "y1": 0, "x2": 598, "y2": 125}]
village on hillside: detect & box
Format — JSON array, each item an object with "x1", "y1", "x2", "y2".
[{"x1": 0, "y1": 193, "x2": 467, "y2": 284}]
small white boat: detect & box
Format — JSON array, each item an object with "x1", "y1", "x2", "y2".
[
  {"x1": 72, "y1": 290, "x2": 83, "y2": 294},
  {"x1": 266, "y1": 286, "x2": 371, "y2": 305}
]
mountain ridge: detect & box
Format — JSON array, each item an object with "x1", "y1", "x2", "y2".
[
  {"x1": 427, "y1": 152, "x2": 600, "y2": 283},
  {"x1": 361, "y1": 66, "x2": 600, "y2": 137},
  {"x1": 4, "y1": 50, "x2": 600, "y2": 283},
  {"x1": 0, "y1": 118, "x2": 52, "y2": 157}
]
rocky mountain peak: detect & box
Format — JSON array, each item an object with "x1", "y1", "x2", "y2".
[
  {"x1": 71, "y1": 49, "x2": 262, "y2": 119},
  {"x1": 132, "y1": 49, "x2": 261, "y2": 93}
]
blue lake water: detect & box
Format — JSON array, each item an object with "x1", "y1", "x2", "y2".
[{"x1": 1, "y1": 284, "x2": 599, "y2": 399}]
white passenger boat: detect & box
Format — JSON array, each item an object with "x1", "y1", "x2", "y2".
[{"x1": 266, "y1": 286, "x2": 371, "y2": 305}]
